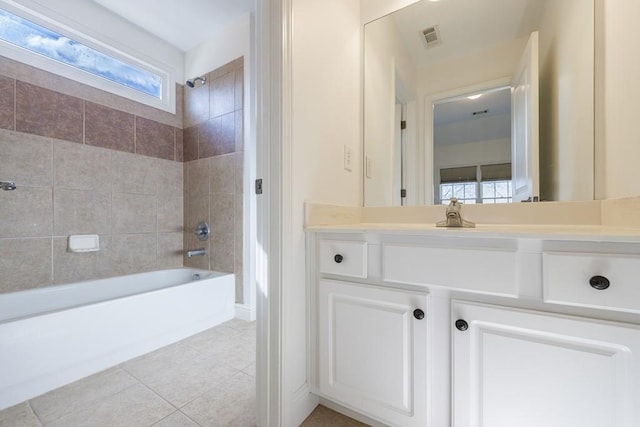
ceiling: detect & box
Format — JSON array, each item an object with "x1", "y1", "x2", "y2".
[
  {"x1": 389, "y1": 0, "x2": 546, "y2": 68},
  {"x1": 91, "y1": 0, "x2": 255, "y2": 52},
  {"x1": 434, "y1": 87, "x2": 511, "y2": 126}
]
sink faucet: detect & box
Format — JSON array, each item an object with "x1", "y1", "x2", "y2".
[{"x1": 436, "y1": 198, "x2": 475, "y2": 228}]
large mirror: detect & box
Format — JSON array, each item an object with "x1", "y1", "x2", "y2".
[{"x1": 363, "y1": 0, "x2": 595, "y2": 206}]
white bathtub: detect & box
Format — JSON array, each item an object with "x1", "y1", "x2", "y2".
[{"x1": 0, "y1": 268, "x2": 235, "y2": 410}]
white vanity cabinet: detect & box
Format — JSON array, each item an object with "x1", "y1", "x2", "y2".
[
  {"x1": 308, "y1": 230, "x2": 640, "y2": 427},
  {"x1": 318, "y1": 279, "x2": 428, "y2": 427},
  {"x1": 451, "y1": 301, "x2": 640, "y2": 427}
]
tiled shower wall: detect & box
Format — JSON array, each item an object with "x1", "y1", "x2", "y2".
[
  {"x1": 183, "y1": 58, "x2": 245, "y2": 303},
  {"x1": 0, "y1": 58, "x2": 184, "y2": 293}
]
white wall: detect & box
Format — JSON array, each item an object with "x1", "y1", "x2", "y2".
[
  {"x1": 601, "y1": 0, "x2": 640, "y2": 199},
  {"x1": 538, "y1": 0, "x2": 594, "y2": 202},
  {"x1": 360, "y1": 0, "x2": 420, "y2": 24},
  {"x1": 363, "y1": 10, "x2": 417, "y2": 206},
  {"x1": 184, "y1": 13, "x2": 252, "y2": 79},
  {"x1": 285, "y1": 0, "x2": 362, "y2": 424}
]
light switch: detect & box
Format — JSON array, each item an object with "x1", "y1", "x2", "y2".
[{"x1": 344, "y1": 145, "x2": 353, "y2": 172}]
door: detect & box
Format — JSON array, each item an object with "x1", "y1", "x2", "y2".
[
  {"x1": 318, "y1": 279, "x2": 428, "y2": 427},
  {"x1": 452, "y1": 301, "x2": 640, "y2": 427},
  {"x1": 512, "y1": 31, "x2": 540, "y2": 202}
]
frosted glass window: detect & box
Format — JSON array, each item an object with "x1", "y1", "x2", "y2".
[{"x1": 0, "y1": 8, "x2": 162, "y2": 98}]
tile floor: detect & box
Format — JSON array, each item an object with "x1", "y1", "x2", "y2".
[
  {"x1": 0, "y1": 319, "x2": 256, "y2": 427},
  {"x1": 301, "y1": 406, "x2": 370, "y2": 427}
]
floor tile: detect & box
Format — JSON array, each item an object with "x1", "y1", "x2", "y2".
[
  {"x1": 30, "y1": 367, "x2": 137, "y2": 424},
  {"x1": 181, "y1": 372, "x2": 255, "y2": 427},
  {"x1": 180, "y1": 324, "x2": 241, "y2": 354},
  {"x1": 139, "y1": 353, "x2": 239, "y2": 408},
  {"x1": 121, "y1": 340, "x2": 202, "y2": 382},
  {"x1": 301, "y1": 405, "x2": 370, "y2": 427},
  {"x1": 0, "y1": 402, "x2": 41, "y2": 427},
  {"x1": 46, "y1": 383, "x2": 174, "y2": 427},
  {"x1": 152, "y1": 410, "x2": 200, "y2": 426},
  {"x1": 242, "y1": 362, "x2": 256, "y2": 378}
]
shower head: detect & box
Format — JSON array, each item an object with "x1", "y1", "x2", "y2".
[{"x1": 186, "y1": 76, "x2": 206, "y2": 88}]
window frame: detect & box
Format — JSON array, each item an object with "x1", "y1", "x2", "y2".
[{"x1": 0, "y1": 0, "x2": 176, "y2": 113}]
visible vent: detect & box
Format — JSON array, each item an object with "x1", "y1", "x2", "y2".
[
  {"x1": 473, "y1": 109, "x2": 489, "y2": 116},
  {"x1": 421, "y1": 25, "x2": 442, "y2": 48}
]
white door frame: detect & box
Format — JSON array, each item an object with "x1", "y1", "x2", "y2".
[{"x1": 255, "y1": 0, "x2": 292, "y2": 425}]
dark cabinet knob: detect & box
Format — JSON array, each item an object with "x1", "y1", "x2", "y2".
[
  {"x1": 589, "y1": 275, "x2": 610, "y2": 290},
  {"x1": 334, "y1": 254, "x2": 344, "y2": 264},
  {"x1": 413, "y1": 309, "x2": 425, "y2": 320},
  {"x1": 455, "y1": 319, "x2": 469, "y2": 331}
]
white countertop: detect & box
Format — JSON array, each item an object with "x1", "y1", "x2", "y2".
[{"x1": 305, "y1": 223, "x2": 640, "y2": 241}]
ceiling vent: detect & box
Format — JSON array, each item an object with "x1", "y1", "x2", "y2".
[{"x1": 421, "y1": 25, "x2": 442, "y2": 48}]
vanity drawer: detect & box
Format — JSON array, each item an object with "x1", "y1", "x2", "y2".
[
  {"x1": 543, "y1": 252, "x2": 640, "y2": 313},
  {"x1": 382, "y1": 244, "x2": 518, "y2": 296},
  {"x1": 318, "y1": 240, "x2": 367, "y2": 278}
]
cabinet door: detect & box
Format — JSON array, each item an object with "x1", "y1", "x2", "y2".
[
  {"x1": 452, "y1": 301, "x2": 640, "y2": 427},
  {"x1": 318, "y1": 280, "x2": 428, "y2": 427}
]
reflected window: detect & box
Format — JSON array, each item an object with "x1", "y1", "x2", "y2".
[{"x1": 439, "y1": 162, "x2": 512, "y2": 204}]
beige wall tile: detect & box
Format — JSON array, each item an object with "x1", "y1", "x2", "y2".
[
  {"x1": 157, "y1": 159, "x2": 183, "y2": 195},
  {"x1": 210, "y1": 194, "x2": 235, "y2": 236},
  {"x1": 186, "y1": 159, "x2": 210, "y2": 197},
  {"x1": 185, "y1": 190, "x2": 209, "y2": 228},
  {"x1": 210, "y1": 72, "x2": 235, "y2": 119},
  {"x1": 54, "y1": 141, "x2": 111, "y2": 191},
  {"x1": 0, "y1": 186, "x2": 52, "y2": 238},
  {"x1": 54, "y1": 189, "x2": 111, "y2": 236},
  {"x1": 53, "y1": 236, "x2": 111, "y2": 285},
  {"x1": 158, "y1": 233, "x2": 183, "y2": 269},
  {"x1": 158, "y1": 196, "x2": 183, "y2": 233},
  {"x1": 235, "y1": 110, "x2": 244, "y2": 153},
  {"x1": 210, "y1": 232, "x2": 234, "y2": 273},
  {"x1": 0, "y1": 238, "x2": 52, "y2": 293},
  {"x1": 135, "y1": 117, "x2": 175, "y2": 161},
  {"x1": 111, "y1": 151, "x2": 158, "y2": 195},
  {"x1": 235, "y1": 152, "x2": 244, "y2": 194},
  {"x1": 0, "y1": 129, "x2": 52, "y2": 187},
  {"x1": 209, "y1": 154, "x2": 235, "y2": 195},
  {"x1": 16, "y1": 82, "x2": 83, "y2": 143},
  {"x1": 234, "y1": 68, "x2": 244, "y2": 112},
  {"x1": 111, "y1": 234, "x2": 157, "y2": 276},
  {"x1": 112, "y1": 193, "x2": 157, "y2": 234},
  {"x1": 1, "y1": 58, "x2": 182, "y2": 128},
  {"x1": 184, "y1": 79, "x2": 209, "y2": 128}
]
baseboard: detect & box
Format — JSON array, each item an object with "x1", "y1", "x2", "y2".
[{"x1": 235, "y1": 303, "x2": 256, "y2": 321}]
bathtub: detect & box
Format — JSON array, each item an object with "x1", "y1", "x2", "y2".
[{"x1": 0, "y1": 268, "x2": 235, "y2": 410}]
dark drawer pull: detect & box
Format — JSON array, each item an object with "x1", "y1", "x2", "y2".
[
  {"x1": 589, "y1": 275, "x2": 610, "y2": 290},
  {"x1": 413, "y1": 309, "x2": 425, "y2": 320},
  {"x1": 455, "y1": 319, "x2": 469, "y2": 331},
  {"x1": 334, "y1": 254, "x2": 344, "y2": 264}
]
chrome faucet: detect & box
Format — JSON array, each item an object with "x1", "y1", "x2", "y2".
[
  {"x1": 186, "y1": 248, "x2": 206, "y2": 257},
  {"x1": 436, "y1": 197, "x2": 475, "y2": 228}
]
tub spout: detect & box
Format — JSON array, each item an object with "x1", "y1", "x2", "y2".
[{"x1": 186, "y1": 248, "x2": 206, "y2": 257}]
